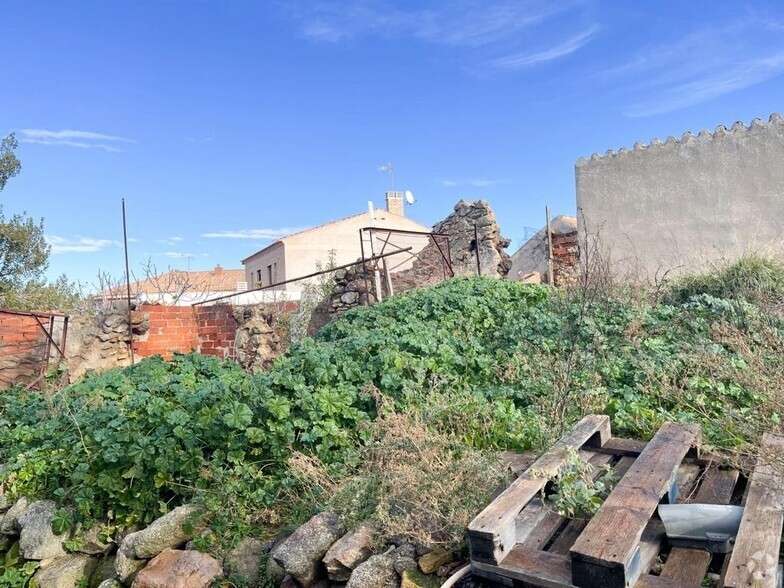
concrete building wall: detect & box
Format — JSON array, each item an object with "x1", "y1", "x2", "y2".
[
  {"x1": 243, "y1": 211, "x2": 431, "y2": 292},
  {"x1": 576, "y1": 113, "x2": 784, "y2": 281},
  {"x1": 244, "y1": 242, "x2": 286, "y2": 289}
]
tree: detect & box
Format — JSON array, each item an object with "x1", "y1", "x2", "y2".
[
  {"x1": 0, "y1": 133, "x2": 21, "y2": 190},
  {"x1": 0, "y1": 133, "x2": 51, "y2": 296}
]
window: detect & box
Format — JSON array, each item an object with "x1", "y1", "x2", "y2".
[
  {"x1": 267, "y1": 265, "x2": 273, "y2": 285},
  {"x1": 256, "y1": 269, "x2": 262, "y2": 284}
]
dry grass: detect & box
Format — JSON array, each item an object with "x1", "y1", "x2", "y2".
[{"x1": 286, "y1": 390, "x2": 508, "y2": 550}]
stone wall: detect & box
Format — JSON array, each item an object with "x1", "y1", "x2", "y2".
[
  {"x1": 308, "y1": 200, "x2": 513, "y2": 335},
  {"x1": 552, "y1": 230, "x2": 579, "y2": 287},
  {"x1": 233, "y1": 304, "x2": 296, "y2": 371},
  {"x1": 66, "y1": 304, "x2": 149, "y2": 381},
  {"x1": 432, "y1": 199, "x2": 511, "y2": 278},
  {"x1": 577, "y1": 113, "x2": 784, "y2": 281}
]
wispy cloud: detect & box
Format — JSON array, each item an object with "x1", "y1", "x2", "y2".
[
  {"x1": 603, "y1": 18, "x2": 784, "y2": 117},
  {"x1": 156, "y1": 251, "x2": 200, "y2": 259},
  {"x1": 19, "y1": 129, "x2": 134, "y2": 152},
  {"x1": 441, "y1": 178, "x2": 507, "y2": 188},
  {"x1": 201, "y1": 227, "x2": 310, "y2": 240},
  {"x1": 156, "y1": 236, "x2": 184, "y2": 245},
  {"x1": 487, "y1": 25, "x2": 599, "y2": 70},
  {"x1": 285, "y1": 1, "x2": 595, "y2": 72},
  {"x1": 47, "y1": 235, "x2": 120, "y2": 254}
]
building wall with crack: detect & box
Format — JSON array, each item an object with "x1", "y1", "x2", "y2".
[{"x1": 576, "y1": 113, "x2": 784, "y2": 281}]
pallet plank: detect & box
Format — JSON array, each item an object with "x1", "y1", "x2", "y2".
[
  {"x1": 473, "y1": 545, "x2": 576, "y2": 588},
  {"x1": 724, "y1": 433, "x2": 784, "y2": 588},
  {"x1": 690, "y1": 467, "x2": 738, "y2": 505},
  {"x1": 570, "y1": 422, "x2": 700, "y2": 588},
  {"x1": 468, "y1": 415, "x2": 611, "y2": 564},
  {"x1": 594, "y1": 437, "x2": 648, "y2": 457}
]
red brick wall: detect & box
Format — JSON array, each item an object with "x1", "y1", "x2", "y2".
[
  {"x1": 133, "y1": 304, "x2": 238, "y2": 360},
  {"x1": 0, "y1": 311, "x2": 48, "y2": 387},
  {"x1": 552, "y1": 231, "x2": 580, "y2": 287},
  {"x1": 196, "y1": 306, "x2": 236, "y2": 359},
  {"x1": 134, "y1": 305, "x2": 200, "y2": 360}
]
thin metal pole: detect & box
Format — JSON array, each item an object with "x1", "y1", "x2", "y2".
[
  {"x1": 546, "y1": 206, "x2": 554, "y2": 286},
  {"x1": 474, "y1": 224, "x2": 482, "y2": 276},
  {"x1": 122, "y1": 198, "x2": 135, "y2": 365}
]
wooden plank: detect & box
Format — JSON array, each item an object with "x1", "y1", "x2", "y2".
[
  {"x1": 468, "y1": 415, "x2": 611, "y2": 564},
  {"x1": 473, "y1": 545, "x2": 576, "y2": 588},
  {"x1": 594, "y1": 437, "x2": 648, "y2": 457},
  {"x1": 659, "y1": 466, "x2": 737, "y2": 586},
  {"x1": 515, "y1": 497, "x2": 565, "y2": 549},
  {"x1": 690, "y1": 467, "x2": 738, "y2": 505},
  {"x1": 634, "y1": 575, "x2": 692, "y2": 588},
  {"x1": 659, "y1": 549, "x2": 711, "y2": 586},
  {"x1": 570, "y1": 422, "x2": 700, "y2": 588},
  {"x1": 724, "y1": 433, "x2": 784, "y2": 588}
]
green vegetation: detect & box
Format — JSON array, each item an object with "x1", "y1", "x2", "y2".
[
  {"x1": 1, "y1": 262, "x2": 783, "y2": 546},
  {"x1": 0, "y1": 132, "x2": 84, "y2": 311}
]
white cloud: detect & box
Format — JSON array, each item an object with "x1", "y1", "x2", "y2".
[
  {"x1": 603, "y1": 17, "x2": 784, "y2": 117},
  {"x1": 156, "y1": 236, "x2": 184, "y2": 245},
  {"x1": 487, "y1": 25, "x2": 599, "y2": 69},
  {"x1": 156, "y1": 252, "x2": 199, "y2": 259},
  {"x1": 47, "y1": 235, "x2": 120, "y2": 254},
  {"x1": 285, "y1": 1, "x2": 595, "y2": 72},
  {"x1": 201, "y1": 227, "x2": 310, "y2": 240},
  {"x1": 19, "y1": 129, "x2": 134, "y2": 152}
]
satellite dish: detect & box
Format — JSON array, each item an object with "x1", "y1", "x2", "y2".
[{"x1": 405, "y1": 190, "x2": 415, "y2": 205}]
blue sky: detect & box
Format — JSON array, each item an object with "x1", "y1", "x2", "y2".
[{"x1": 3, "y1": 0, "x2": 784, "y2": 286}]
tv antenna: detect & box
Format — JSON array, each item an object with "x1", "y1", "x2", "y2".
[
  {"x1": 405, "y1": 190, "x2": 415, "y2": 205},
  {"x1": 377, "y1": 162, "x2": 395, "y2": 191}
]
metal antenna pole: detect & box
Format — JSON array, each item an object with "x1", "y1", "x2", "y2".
[{"x1": 122, "y1": 198, "x2": 135, "y2": 365}]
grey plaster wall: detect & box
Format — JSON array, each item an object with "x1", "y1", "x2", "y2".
[{"x1": 576, "y1": 113, "x2": 784, "y2": 281}]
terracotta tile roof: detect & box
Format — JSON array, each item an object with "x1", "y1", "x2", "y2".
[{"x1": 105, "y1": 266, "x2": 246, "y2": 296}]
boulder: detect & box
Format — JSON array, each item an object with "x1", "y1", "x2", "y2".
[
  {"x1": 115, "y1": 532, "x2": 146, "y2": 584},
  {"x1": 89, "y1": 557, "x2": 117, "y2": 588},
  {"x1": 418, "y1": 549, "x2": 453, "y2": 575},
  {"x1": 131, "y1": 505, "x2": 204, "y2": 559},
  {"x1": 131, "y1": 549, "x2": 222, "y2": 588},
  {"x1": 224, "y1": 537, "x2": 264, "y2": 588},
  {"x1": 323, "y1": 522, "x2": 374, "y2": 581},
  {"x1": 33, "y1": 555, "x2": 99, "y2": 588},
  {"x1": 18, "y1": 500, "x2": 68, "y2": 560},
  {"x1": 401, "y1": 568, "x2": 441, "y2": 588},
  {"x1": 346, "y1": 553, "x2": 398, "y2": 588},
  {"x1": 1, "y1": 497, "x2": 29, "y2": 535},
  {"x1": 271, "y1": 512, "x2": 345, "y2": 587}
]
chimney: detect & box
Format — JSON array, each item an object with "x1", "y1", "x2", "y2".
[
  {"x1": 213, "y1": 264, "x2": 223, "y2": 275},
  {"x1": 385, "y1": 191, "x2": 404, "y2": 217}
]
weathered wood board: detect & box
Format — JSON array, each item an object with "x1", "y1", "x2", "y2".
[
  {"x1": 569, "y1": 422, "x2": 700, "y2": 588},
  {"x1": 723, "y1": 433, "x2": 784, "y2": 588},
  {"x1": 468, "y1": 415, "x2": 611, "y2": 564}
]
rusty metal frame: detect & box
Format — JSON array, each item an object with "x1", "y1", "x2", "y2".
[{"x1": 359, "y1": 227, "x2": 454, "y2": 302}]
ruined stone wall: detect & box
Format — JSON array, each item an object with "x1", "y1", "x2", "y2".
[
  {"x1": 433, "y1": 200, "x2": 511, "y2": 278},
  {"x1": 66, "y1": 304, "x2": 149, "y2": 381},
  {"x1": 577, "y1": 113, "x2": 784, "y2": 281},
  {"x1": 233, "y1": 303, "x2": 296, "y2": 371},
  {"x1": 308, "y1": 200, "x2": 513, "y2": 335}
]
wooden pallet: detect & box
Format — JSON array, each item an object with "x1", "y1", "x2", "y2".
[{"x1": 468, "y1": 415, "x2": 784, "y2": 588}]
